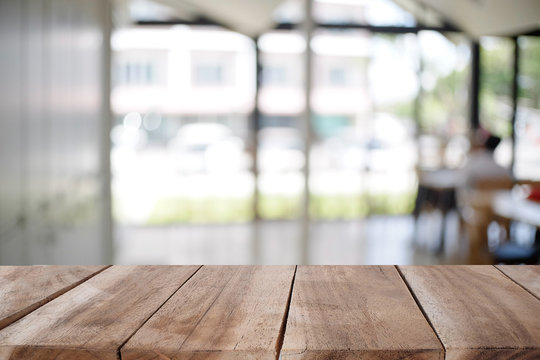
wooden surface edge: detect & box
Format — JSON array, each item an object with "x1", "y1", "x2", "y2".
[
  {"x1": 2, "y1": 265, "x2": 539, "y2": 360},
  {"x1": 495, "y1": 265, "x2": 540, "y2": 300},
  {"x1": 0, "y1": 265, "x2": 110, "y2": 331},
  {"x1": 397, "y1": 265, "x2": 540, "y2": 352},
  {"x1": 0, "y1": 344, "x2": 118, "y2": 360},
  {"x1": 445, "y1": 347, "x2": 540, "y2": 360},
  {"x1": 0, "y1": 265, "x2": 202, "y2": 360},
  {"x1": 280, "y1": 348, "x2": 444, "y2": 360},
  {"x1": 121, "y1": 348, "x2": 279, "y2": 360}
]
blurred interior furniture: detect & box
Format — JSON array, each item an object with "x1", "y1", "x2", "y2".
[
  {"x1": 491, "y1": 190, "x2": 540, "y2": 264},
  {"x1": 413, "y1": 168, "x2": 464, "y2": 253},
  {"x1": 459, "y1": 179, "x2": 513, "y2": 264}
]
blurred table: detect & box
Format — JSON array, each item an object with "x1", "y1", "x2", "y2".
[
  {"x1": 491, "y1": 191, "x2": 540, "y2": 264},
  {"x1": 1, "y1": 265, "x2": 540, "y2": 359},
  {"x1": 492, "y1": 191, "x2": 540, "y2": 228}
]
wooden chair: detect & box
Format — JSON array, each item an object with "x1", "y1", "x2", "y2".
[{"x1": 459, "y1": 178, "x2": 513, "y2": 264}]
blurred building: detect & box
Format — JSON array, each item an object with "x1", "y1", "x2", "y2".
[{"x1": 112, "y1": 27, "x2": 255, "y2": 125}]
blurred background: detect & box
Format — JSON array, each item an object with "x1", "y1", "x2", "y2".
[{"x1": 1, "y1": 0, "x2": 539, "y2": 265}]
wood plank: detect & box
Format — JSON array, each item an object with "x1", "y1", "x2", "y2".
[
  {"x1": 496, "y1": 265, "x2": 540, "y2": 300},
  {"x1": 121, "y1": 265, "x2": 295, "y2": 360},
  {"x1": 399, "y1": 265, "x2": 540, "y2": 360},
  {"x1": 0, "y1": 265, "x2": 200, "y2": 360},
  {"x1": 0, "y1": 265, "x2": 107, "y2": 330},
  {"x1": 280, "y1": 266, "x2": 443, "y2": 360}
]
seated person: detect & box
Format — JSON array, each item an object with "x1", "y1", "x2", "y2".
[
  {"x1": 462, "y1": 130, "x2": 512, "y2": 188},
  {"x1": 458, "y1": 129, "x2": 513, "y2": 264}
]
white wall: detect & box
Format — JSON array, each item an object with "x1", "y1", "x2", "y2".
[{"x1": 0, "y1": 0, "x2": 112, "y2": 264}]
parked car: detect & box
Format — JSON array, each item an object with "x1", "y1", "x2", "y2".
[
  {"x1": 257, "y1": 127, "x2": 305, "y2": 172},
  {"x1": 168, "y1": 123, "x2": 249, "y2": 173}
]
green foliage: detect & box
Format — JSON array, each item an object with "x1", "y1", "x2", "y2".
[
  {"x1": 479, "y1": 38, "x2": 514, "y2": 137},
  {"x1": 519, "y1": 37, "x2": 540, "y2": 108},
  {"x1": 366, "y1": 192, "x2": 416, "y2": 215},
  {"x1": 309, "y1": 195, "x2": 369, "y2": 219},
  {"x1": 258, "y1": 194, "x2": 302, "y2": 220},
  {"x1": 146, "y1": 196, "x2": 254, "y2": 224},
  {"x1": 481, "y1": 40, "x2": 513, "y2": 98},
  {"x1": 115, "y1": 191, "x2": 416, "y2": 225},
  {"x1": 420, "y1": 67, "x2": 469, "y2": 135},
  {"x1": 382, "y1": 100, "x2": 414, "y2": 120}
]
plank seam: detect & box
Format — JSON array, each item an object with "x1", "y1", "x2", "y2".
[
  {"x1": 275, "y1": 265, "x2": 297, "y2": 360},
  {"x1": 171, "y1": 266, "x2": 244, "y2": 354},
  {"x1": 0, "y1": 265, "x2": 111, "y2": 331},
  {"x1": 116, "y1": 265, "x2": 203, "y2": 360},
  {"x1": 395, "y1": 266, "x2": 446, "y2": 359},
  {"x1": 493, "y1": 265, "x2": 540, "y2": 301}
]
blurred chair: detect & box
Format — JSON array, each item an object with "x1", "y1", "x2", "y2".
[
  {"x1": 413, "y1": 168, "x2": 463, "y2": 253},
  {"x1": 459, "y1": 178, "x2": 513, "y2": 264}
]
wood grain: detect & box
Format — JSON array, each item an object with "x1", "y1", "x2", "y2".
[
  {"x1": 399, "y1": 265, "x2": 540, "y2": 359},
  {"x1": 121, "y1": 265, "x2": 295, "y2": 360},
  {"x1": 0, "y1": 265, "x2": 107, "y2": 330},
  {"x1": 280, "y1": 266, "x2": 443, "y2": 360},
  {"x1": 0, "y1": 265, "x2": 200, "y2": 360},
  {"x1": 496, "y1": 265, "x2": 540, "y2": 299}
]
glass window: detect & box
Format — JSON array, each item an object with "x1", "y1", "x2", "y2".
[
  {"x1": 329, "y1": 67, "x2": 346, "y2": 85},
  {"x1": 110, "y1": 12, "x2": 478, "y2": 225},
  {"x1": 145, "y1": 63, "x2": 154, "y2": 83},
  {"x1": 418, "y1": 31, "x2": 470, "y2": 169},
  {"x1": 313, "y1": 0, "x2": 415, "y2": 26},
  {"x1": 258, "y1": 31, "x2": 306, "y2": 220},
  {"x1": 515, "y1": 36, "x2": 540, "y2": 180},
  {"x1": 480, "y1": 37, "x2": 514, "y2": 138},
  {"x1": 273, "y1": 0, "x2": 304, "y2": 24},
  {"x1": 115, "y1": 62, "x2": 157, "y2": 85},
  {"x1": 308, "y1": 30, "x2": 419, "y2": 218},
  {"x1": 194, "y1": 65, "x2": 223, "y2": 84},
  {"x1": 111, "y1": 27, "x2": 255, "y2": 225},
  {"x1": 263, "y1": 66, "x2": 288, "y2": 85},
  {"x1": 191, "y1": 50, "x2": 237, "y2": 87}
]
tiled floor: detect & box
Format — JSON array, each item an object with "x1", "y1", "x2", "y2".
[{"x1": 115, "y1": 214, "x2": 465, "y2": 265}]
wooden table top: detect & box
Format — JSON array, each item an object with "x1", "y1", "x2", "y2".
[{"x1": 0, "y1": 265, "x2": 539, "y2": 359}]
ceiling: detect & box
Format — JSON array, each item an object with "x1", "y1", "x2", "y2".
[
  {"x1": 123, "y1": 0, "x2": 284, "y2": 36},
  {"x1": 415, "y1": 0, "x2": 540, "y2": 38},
  {"x1": 122, "y1": 0, "x2": 540, "y2": 38}
]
